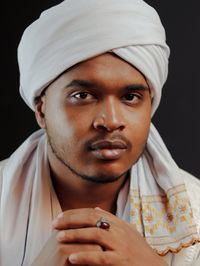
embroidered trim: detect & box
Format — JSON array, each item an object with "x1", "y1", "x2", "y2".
[
  {"x1": 129, "y1": 184, "x2": 200, "y2": 254},
  {"x1": 156, "y1": 238, "x2": 200, "y2": 256}
]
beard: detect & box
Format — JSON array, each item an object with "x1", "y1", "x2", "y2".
[{"x1": 46, "y1": 129, "x2": 129, "y2": 184}]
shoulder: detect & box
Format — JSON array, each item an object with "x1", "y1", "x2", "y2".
[
  {"x1": 0, "y1": 158, "x2": 9, "y2": 193},
  {"x1": 0, "y1": 158, "x2": 8, "y2": 175},
  {"x1": 180, "y1": 169, "x2": 200, "y2": 202},
  {"x1": 0, "y1": 158, "x2": 8, "y2": 169},
  {"x1": 181, "y1": 169, "x2": 200, "y2": 188},
  {"x1": 172, "y1": 169, "x2": 200, "y2": 266},
  {"x1": 181, "y1": 169, "x2": 200, "y2": 226}
]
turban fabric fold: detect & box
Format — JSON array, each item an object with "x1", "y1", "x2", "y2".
[{"x1": 18, "y1": 0, "x2": 170, "y2": 115}]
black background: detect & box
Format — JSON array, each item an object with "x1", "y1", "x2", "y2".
[{"x1": 1, "y1": 1, "x2": 200, "y2": 178}]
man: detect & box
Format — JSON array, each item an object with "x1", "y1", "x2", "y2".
[{"x1": 0, "y1": 0, "x2": 200, "y2": 265}]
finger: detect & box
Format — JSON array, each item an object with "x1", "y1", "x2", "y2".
[
  {"x1": 68, "y1": 251, "x2": 116, "y2": 265},
  {"x1": 52, "y1": 208, "x2": 116, "y2": 230},
  {"x1": 68, "y1": 243, "x2": 103, "y2": 253},
  {"x1": 56, "y1": 227, "x2": 113, "y2": 250},
  {"x1": 58, "y1": 243, "x2": 103, "y2": 256},
  {"x1": 53, "y1": 208, "x2": 99, "y2": 229}
]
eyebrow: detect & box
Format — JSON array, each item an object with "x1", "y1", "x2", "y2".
[
  {"x1": 64, "y1": 79, "x2": 149, "y2": 91},
  {"x1": 65, "y1": 79, "x2": 96, "y2": 89},
  {"x1": 125, "y1": 84, "x2": 150, "y2": 92}
]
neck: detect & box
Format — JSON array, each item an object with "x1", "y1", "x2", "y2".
[{"x1": 48, "y1": 148, "x2": 128, "y2": 214}]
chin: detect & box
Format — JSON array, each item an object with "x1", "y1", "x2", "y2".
[
  {"x1": 80, "y1": 165, "x2": 129, "y2": 184},
  {"x1": 80, "y1": 172, "x2": 126, "y2": 184},
  {"x1": 92, "y1": 161, "x2": 131, "y2": 175}
]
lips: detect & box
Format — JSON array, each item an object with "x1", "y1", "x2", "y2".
[{"x1": 89, "y1": 140, "x2": 127, "y2": 160}]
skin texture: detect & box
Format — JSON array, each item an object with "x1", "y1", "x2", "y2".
[{"x1": 33, "y1": 53, "x2": 167, "y2": 265}]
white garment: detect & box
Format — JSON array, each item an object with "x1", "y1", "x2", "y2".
[
  {"x1": 118, "y1": 169, "x2": 200, "y2": 266},
  {"x1": 0, "y1": 126, "x2": 200, "y2": 266},
  {"x1": 193, "y1": 255, "x2": 200, "y2": 266}
]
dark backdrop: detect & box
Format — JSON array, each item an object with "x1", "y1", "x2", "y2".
[{"x1": 1, "y1": 1, "x2": 200, "y2": 178}]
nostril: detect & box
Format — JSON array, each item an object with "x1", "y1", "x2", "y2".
[
  {"x1": 118, "y1": 124, "x2": 125, "y2": 131},
  {"x1": 93, "y1": 117, "x2": 106, "y2": 130},
  {"x1": 97, "y1": 124, "x2": 111, "y2": 132},
  {"x1": 93, "y1": 116, "x2": 125, "y2": 132}
]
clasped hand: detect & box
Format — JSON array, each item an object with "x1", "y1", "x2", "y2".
[{"x1": 32, "y1": 208, "x2": 167, "y2": 266}]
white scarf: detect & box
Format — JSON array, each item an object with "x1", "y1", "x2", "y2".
[{"x1": 1, "y1": 125, "x2": 199, "y2": 266}]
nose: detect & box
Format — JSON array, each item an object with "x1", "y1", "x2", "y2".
[{"x1": 93, "y1": 97, "x2": 125, "y2": 132}]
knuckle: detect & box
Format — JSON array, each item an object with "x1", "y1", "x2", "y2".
[
  {"x1": 94, "y1": 208, "x2": 102, "y2": 219},
  {"x1": 85, "y1": 244, "x2": 101, "y2": 251},
  {"x1": 87, "y1": 209, "x2": 98, "y2": 224}
]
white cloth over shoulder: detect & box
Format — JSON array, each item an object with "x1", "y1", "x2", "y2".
[
  {"x1": 1, "y1": 127, "x2": 200, "y2": 266},
  {"x1": 18, "y1": 0, "x2": 169, "y2": 115}
]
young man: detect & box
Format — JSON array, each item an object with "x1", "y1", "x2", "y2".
[{"x1": 0, "y1": 1, "x2": 200, "y2": 265}]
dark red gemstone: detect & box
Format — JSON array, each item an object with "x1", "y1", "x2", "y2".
[
  {"x1": 96, "y1": 218, "x2": 110, "y2": 230},
  {"x1": 100, "y1": 221, "x2": 110, "y2": 229}
]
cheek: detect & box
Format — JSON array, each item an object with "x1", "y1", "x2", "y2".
[
  {"x1": 45, "y1": 102, "x2": 72, "y2": 142},
  {"x1": 48, "y1": 106, "x2": 92, "y2": 147},
  {"x1": 63, "y1": 107, "x2": 93, "y2": 135},
  {"x1": 139, "y1": 108, "x2": 151, "y2": 135},
  {"x1": 127, "y1": 107, "x2": 151, "y2": 146}
]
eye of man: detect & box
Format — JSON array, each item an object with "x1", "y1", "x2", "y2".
[
  {"x1": 123, "y1": 93, "x2": 141, "y2": 101},
  {"x1": 68, "y1": 91, "x2": 96, "y2": 103},
  {"x1": 73, "y1": 92, "x2": 92, "y2": 99}
]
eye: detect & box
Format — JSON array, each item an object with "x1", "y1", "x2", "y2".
[
  {"x1": 71, "y1": 92, "x2": 95, "y2": 100},
  {"x1": 122, "y1": 93, "x2": 141, "y2": 104},
  {"x1": 74, "y1": 92, "x2": 88, "y2": 99}
]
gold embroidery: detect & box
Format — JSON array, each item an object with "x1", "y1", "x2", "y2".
[{"x1": 129, "y1": 184, "x2": 200, "y2": 254}]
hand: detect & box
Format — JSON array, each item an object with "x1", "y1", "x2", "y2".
[
  {"x1": 31, "y1": 229, "x2": 102, "y2": 266},
  {"x1": 53, "y1": 208, "x2": 168, "y2": 266}
]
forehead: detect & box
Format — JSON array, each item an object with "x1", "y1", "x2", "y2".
[
  {"x1": 68, "y1": 53, "x2": 147, "y2": 82},
  {"x1": 45, "y1": 53, "x2": 148, "y2": 96}
]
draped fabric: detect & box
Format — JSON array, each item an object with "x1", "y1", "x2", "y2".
[{"x1": 0, "y1": 127, "x2": 199, "y2": 265}]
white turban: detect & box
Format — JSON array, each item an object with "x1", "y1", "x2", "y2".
[{"x1": 18, "y1": 0, "x2": 170, "y2": 115}]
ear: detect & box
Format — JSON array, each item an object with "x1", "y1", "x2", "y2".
[{"x1": 34, "y1": 95, "x2": 46, "y2": 129}]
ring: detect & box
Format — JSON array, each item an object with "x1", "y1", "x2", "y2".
[{"x1": 96, "y1": 217, "x2": 110, "y2": 230}]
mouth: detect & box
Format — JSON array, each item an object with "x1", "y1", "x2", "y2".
[{"x1": 89, "y1": 140, "x2": 127, "y2": 160}]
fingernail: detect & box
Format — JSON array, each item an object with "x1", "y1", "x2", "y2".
[
  {"x1": 95, "y1": 207, "x2": 102, "y2": 210},
  {"x1": 52, "y1": 212, "x2": 63, "y2": 225},
  {"x1": 68, "y1": 254, "x2": 78, "y2": 264},
  {"x1": 57, "y1": 212, "x2": 63, "y2": 218},
  {"x1": 52, "y1": 219, "x2": 59, "y2": 226},
  {"x1": 57, "y1": 231, "x2": 65, "y2": 241},
  {"x1": 52, "y1": 212, "x2": 63, "y2": 226}
]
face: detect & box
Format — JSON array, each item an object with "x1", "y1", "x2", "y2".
[{"x1": 36, "y1": 53, "x2": 152, "y2": 184}]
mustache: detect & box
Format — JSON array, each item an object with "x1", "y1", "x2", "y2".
[{"x1": 85, "y1": 134, "x2": 132, "y2": 151}]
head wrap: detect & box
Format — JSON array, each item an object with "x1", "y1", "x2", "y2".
[{"x1": 18, "y1": 0, "x2": 170, "y2": 115}]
